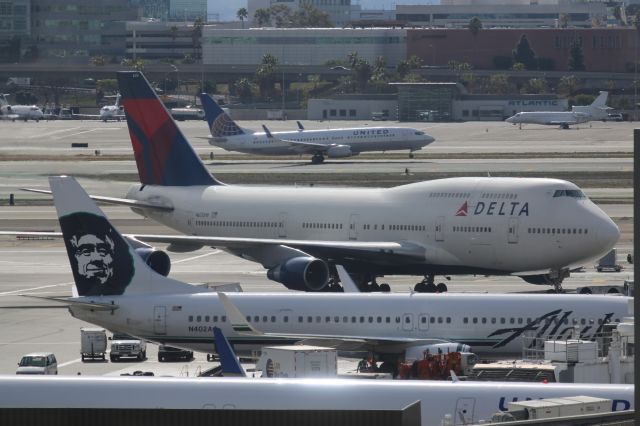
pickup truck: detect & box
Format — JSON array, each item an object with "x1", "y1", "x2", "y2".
[{"x1": 109, "y1": 333, "x2": 146, "y2": 362}]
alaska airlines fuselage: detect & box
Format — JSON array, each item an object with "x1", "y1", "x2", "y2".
[{"x1": 71, "y1": 292, "x2": 630, "y2": 356}]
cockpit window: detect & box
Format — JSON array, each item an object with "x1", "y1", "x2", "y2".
[
  {"x1": 553, "y1": 189, "x2": 586, "y2": 199},
  {"x1": 415, "y1": 131, "x2": 424, "y2": 135}
]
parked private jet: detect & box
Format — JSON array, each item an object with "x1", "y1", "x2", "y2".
[
  {"x1": 506, "y1": 91, "x2": 611, "y2": 129},
  {"x1": 26, "y1": 175, "x2": 630, "y2": 366},
  {"x1": 0, "y1": 94, "x2": 44, "y2": 122},
  {"x1": 74, "y1": 94, "x2": 124, "y2": 122},
  {"x1": 200, "y1": 93, "x2": 435, "y2": 163}
]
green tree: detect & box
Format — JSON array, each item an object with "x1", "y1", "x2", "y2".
[
  {"x1": 96, "y1": 79, "x2": 117, "y2": 93},
  {"x1": 468, "y1": 16, "x2": 482, "y2": 36},
  {"x1": 255, "y1": 53, "x2": 279, "y2": 99},
  {"x1": 522, "y1": 77, "x2": 548, "y2": 94},
  {"x1": 291, "y1": 1, "x2": 332, "y2": 27},
  {"x1": 484, "y1": 74, "x2": 511, "y2": 94},
  {"x1": 568, "y1": 39, "x2": 585, "y2": 71},
  {"x1": 352, "y1": 58, "x2": 372, "y2": 91},
  {"x1": 254, "y1": 8, "x2": 271, "y2": 26},
  {"x1": 307, "y1": 74, "x2": 321, "y2": 91},
  {"x1": 232, "y1": 78, "x2": 255, "y2": 103},
  {"x1": 512, "y1": 34, "x2": 537, "y2": 70},
  {"x1": 270, "y1": 4, "x2": 293, "y2": 27},
  {"x1": 558, "y1": 75, "x2": 579, "y2": 95},
  {"x1": 191, "y1": 17, "x2": 204, "y2": 60},
  {"x1": 237, "y1": 7, "x2": 248, "y2": 28},
  {"x1": 558, "y1": 13, "x2": 569, "y2": 29},
  {"x1": 121, "y1": 58, "x2": 145, "y2": 71}
]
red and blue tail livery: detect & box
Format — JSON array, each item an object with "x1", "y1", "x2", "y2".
[{"x1": 117, "y1": 71, "x2": 221, "y2": 186}]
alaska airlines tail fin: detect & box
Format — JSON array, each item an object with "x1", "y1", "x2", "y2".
[
  {"x1": 200, "y1": 93, "x2": 245, "y2": 137},
  {"x1": 117, "y1": 71, "x2": 221, "y2": 186},
  {"x1": 51, "y1": 175, "x2": 200, "y2": 297},
  {"x1": 213, "y1": 326, "x2": 247, "y2": 377},
  {"x1": 590, "y1": 91, "x2": 609, "y2": 108}
]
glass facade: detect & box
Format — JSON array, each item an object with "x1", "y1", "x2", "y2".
[
  {"x1": 169, "y1": 0, "x2": 205, "y2": 21},
  {"x1": 395, "y1": 83, "x2": 458, "y2": 122},
  {"x1": 0, "y1": 0, "x2": 30, "y2": 37}
]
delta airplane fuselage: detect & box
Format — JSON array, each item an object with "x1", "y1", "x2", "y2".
[
  {"x1": 210, "y1": 126, "x2": 433, "y2": 156},
  {"x1": 127, "y1": 176, "x2": 619, "y2": 277},
  {"x1": 71, "y1": 291, "x2": 630, "y2": 357}
]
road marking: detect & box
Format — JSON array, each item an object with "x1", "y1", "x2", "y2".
[
  {"x1": 52, "y1": 128, "x2": 106, "y2": 140},
  {"x1": 28, "y1": 127, "x2": 83, "y2": 138},
  {"x1": 0, "y1": 282, "x2": 72, "y2": 296},
  {"x1": 173, "y1": 250, "x2": 221, "y2": 264},
  {"x1": 58, "y1": 358, "x2": 82, "y2": 368}
]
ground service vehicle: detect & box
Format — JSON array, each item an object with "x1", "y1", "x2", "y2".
[{"x1": 80, "y1": 327, "x2": 107, "y2": 361}]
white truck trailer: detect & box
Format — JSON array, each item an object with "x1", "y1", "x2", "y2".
[{"x1": 80, "y1": 328, "x2": 107, "y2": 361}]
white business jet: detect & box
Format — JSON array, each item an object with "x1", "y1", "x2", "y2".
[
  {"x1": 0, "y1": 94, "x2": 44, "y2": 122},
  {"x1": 506, "y1": 91, "x2": 611, "y2": 129}
]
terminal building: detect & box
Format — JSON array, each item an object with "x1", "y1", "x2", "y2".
[{"x1": 308, "y1": 83, "x2": 568, "y2": 122}]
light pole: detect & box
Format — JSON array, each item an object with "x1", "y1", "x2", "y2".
[{"x1": 171, "y1": 64, "x2": 179, "y2": 95}]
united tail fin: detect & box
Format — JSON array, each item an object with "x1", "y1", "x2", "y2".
[
  {"x1": 213, "y1": 326, "x2": 247, "y2": 377},
  {"x1": 117, "y1": 71, "x2": 221, "y2": 186},
  {"x1": 200, "y1": 93, "x2": 245, "y2": 137},
  {"x1": 51, "y1": 175, "x2": 200, "y2": 297}
]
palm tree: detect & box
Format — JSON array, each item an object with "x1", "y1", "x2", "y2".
[{"x1": 237, "y1": 8, "x2": 248, "y2": 29}]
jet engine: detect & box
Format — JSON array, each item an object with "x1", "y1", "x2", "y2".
[
  {"x1": 135, "y1": 248, "x2": 171, "y2": 277},
  {"x1": 404, "y1": 343, "x2": 473, "y2": 362},
  {"x1": 520, "y1": 269, "x2": 569, "y2": 286},
  {"x1": 267, "y1": 256, "x2": 330, "y2": 291},
  {"x1": 326, "y1": 145, "x2": 353, "y2": 158}
]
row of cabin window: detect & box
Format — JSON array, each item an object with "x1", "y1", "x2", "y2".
[
  {"x1": 481, "y1": 193, "x2": 518, "y2": 200},
  {"x1": 195, "y1": 220, "x2": 283, "y2": 228},
  {"x1": 464, "y1": 316, "x2": 615, "y2": 325},
  {"x1": 453, "y1": 226, "x2": 492, "y2": 233},
  {"x1": 527, "y1": 227, "x2": 589, "y2": 235},
  {"x1": 188, "y1": 314, "x2": 617, "y2": 326},
  {"x1": 303, "y1": 222, "x2": 344, "y2": 230},
  {"x1": 188, "y1": 315, "x2": 227, "y2": 323},
  {"x1": 429, "y1": 192, "x2": 471, "y2": 198}
]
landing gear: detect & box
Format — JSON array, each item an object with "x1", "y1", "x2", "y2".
[
  {"x1": 311, "y1": 154, "x2": 325, "y2": 164},
  {"x1": 409, "y1": 152, "x2": 415, "y2": 159},
  {"x1": 560, "y1": 123, "x2": 570, "y2": 130},
  {"x1": 414, "y1": 275, "x2": 448, "y2": 293}
]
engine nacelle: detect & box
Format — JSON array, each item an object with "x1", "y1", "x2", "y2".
[
  {"x1": 326, "y1": 145, "x2": 353, "y2": 158},
  {"x1": 135, "y1": 248, "x2": 171, "y2": 277},
  {"x1": 404, "y1": 343, "x2": 473, "y2": 362},
  {"x1": 267, "y1": 256, "x2": 329, "y2": 291}
]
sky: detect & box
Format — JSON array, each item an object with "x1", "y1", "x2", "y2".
[{"x1": 208, "y1": 1, "x2": 427, "y2": 21}]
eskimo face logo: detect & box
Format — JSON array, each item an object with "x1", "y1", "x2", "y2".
[
  {"x1": 60, "y1": 212, "x2": 134, "y2": 296},
  {"x1": 70, "y1": 233, "x2": 114, "y2": 284}
]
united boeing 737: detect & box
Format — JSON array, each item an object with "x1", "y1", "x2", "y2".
[{"x1": 200, "y1": 93, "x2": 435, "y2": 163}]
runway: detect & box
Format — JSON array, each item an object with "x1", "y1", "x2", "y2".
[{"x1": 0, "y1": 118, "x2": 634, "y2": 377}]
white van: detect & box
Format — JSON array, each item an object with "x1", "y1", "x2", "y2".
[{"x1": 16, "y1": 352, "x2": 58, "y2": 375}]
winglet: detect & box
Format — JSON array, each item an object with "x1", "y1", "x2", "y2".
[
  {"x1": 296, "y1": 121, "x2": 304, "y2": 131},
  {"x1": 262, "y1": 124, "x2": 274, "y2": 138},
  {"x1": 336, "y1": 265, "x2": 360, "y2": 293},
  {"x1": 213, "y1": 326, "x2": 246, "y2": 377},
  {"x1": 218, "y1": 292, "x2": 262, "y2": 335}
]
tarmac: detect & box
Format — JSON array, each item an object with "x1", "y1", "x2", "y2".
[{"x1": 0, "y1": 118, "x2": 634, "y2": 377}]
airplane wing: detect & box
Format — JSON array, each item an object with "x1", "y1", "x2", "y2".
[
  {"x1": 218, "y1": 293, "x2": 449, "y2": 351},
  {"x1": 21, "y1": 188, "x2": 174, "y2": 211},
  {"x1": 261, "y1": 124, "x2": 328, "y2": 153},
  {"x1": 548, "y1": 120, "x2": 578, "y2": 125},
  {"x1": 130, "y1": 234, "x2": 427, "y2": 264}
]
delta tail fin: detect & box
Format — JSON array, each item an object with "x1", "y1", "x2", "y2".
[
  {"x1": 213, "y1": 326, "x2": 247, "y2": 377},
  {"x1": 51, "y1": 175, "x2": 200, "y2": 297},
  {"x1": 117, "y1": 71, "x2": 221, "y2": 186},
  {"x1": 200, "y1": 93, "x2": 245, "y2": 137}
]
